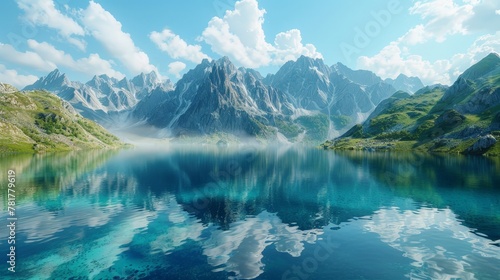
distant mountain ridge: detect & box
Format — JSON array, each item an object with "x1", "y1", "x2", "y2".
[
  {"x1": 132, "y1": 56, "x2": 419, "y2": 142},
  {"x1": 384, "y1": 74, "x2": 425, "y2": 94},
  {"x1": 322, "y1": 52, "x2": 500, "y2": 156},
  {"x1": 24, "y1": 69, "x2": 173, "y2": 123},
  {"x1": 24, "y1": 56, "x2": 425, "y2": 143}
]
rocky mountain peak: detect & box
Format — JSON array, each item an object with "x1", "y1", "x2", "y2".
[
  {"x1": 296, "y1": 55, "x2": 322, "y2": 67},
  {"x1": 332, "y1": 62, "x2": 383, "y2": 87},
  {"x1": 212, "y1": 56, "x2": 238, "y2": 76},
  {"x1": 24, "y1": 68, "x2": 71, "y2": 91},
  {"x1": 385, "y1": 73, "x2": 425, "y2": 94}
]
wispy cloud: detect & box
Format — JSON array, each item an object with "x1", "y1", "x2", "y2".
[
  {"x1": 357, "y1": 0, "x2": 500, "y2": 85},
  {"x1": 150, "y1": 29, "x2": 210, "y2": 64},
  {"x1": 0, "y1": 64, "x2": 38, "y2": 88},
  {"x1": 27, "y1": 40, "x2": 124, "y2": 78},
  {"x1": 80, "y1": 1, "x2": 156, "y2": 75},
  {"x1": 358, "y1": 32, "x2": 500, "y2": 85},
  {"x1": 16, "y1": 0, "x2": 86, "y2": 51},
  {"x1": 0, "y1": 40, "x2": 124, "y2": 81},
  {"x1": 0, "y1": 42, "x2": 55, "y2": 72},
  {"x1": 168, "y1": 61, "x2": 187, "y2": 78}
]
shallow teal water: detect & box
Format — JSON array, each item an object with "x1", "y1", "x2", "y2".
[{"x1": 1, "y1": 146, "x2": 500, "y2": 279}]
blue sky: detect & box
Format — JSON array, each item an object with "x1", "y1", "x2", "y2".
[{"x1": 0, "y1": 0, "x2": 499, "y2": 88}]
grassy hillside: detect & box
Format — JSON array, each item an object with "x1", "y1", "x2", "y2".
[
  {"x1": 0, "y1": 86, "x2": 125, "y2": 154},
  {"x1": 322, "y1": 53, "x2": 500, "y2": 156}
]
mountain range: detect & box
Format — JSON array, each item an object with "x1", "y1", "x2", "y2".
[
  {"x1": 23, "y1": 56, "x2": 424, "y2": 143},
  {"x1": 24, "y1": 69, "x2": 173, "y2": 124},
  {"x1": 322, "y1": 53, "x2": 500, "y2": 156}
]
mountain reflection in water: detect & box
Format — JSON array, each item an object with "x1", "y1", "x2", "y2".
[{"x1": 0, "y1": 146, "x2": 499, "y2": 279}]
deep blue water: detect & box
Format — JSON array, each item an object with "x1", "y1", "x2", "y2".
[{"x1": 1, "y1": 146, "x2": 500, "y2": 279}]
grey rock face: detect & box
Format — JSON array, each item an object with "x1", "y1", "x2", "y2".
[
  {"x1": 24, "y1": 69, "x2": 72, "y2": 91},
  {"x1": 332, "y1": 62, "x2": 382, "y2": 86},
  {"x1": 447, "y1": 125, "x2": 483, "y2": 139},
  {"x1": 464, "y1": 134, "x2": 497, "y2": 154},
  {"x1": 435, "y1": 110, "x2": 466, "y2": 127},
  {"x1": 268, "y1": 55, "x2": 334, "y2": 110},
  {"x1": 137, "y1": 56, "x2": 401, "y2": 139},
  {"x1": 441, "y1": 77, "x2": 474, "y2": 102},
  {"x1": 132, "y1": 55, "x2": 416, "y2": 141},
  {"x1": 143, "y1": 57, "x2": 294, "y2": 137},
  {"x1": 268, "y1": 56, "x2": 398, "y2": 131},
  {"x1": 459, "y1": 87, "x2": 500, "y2": 114}
]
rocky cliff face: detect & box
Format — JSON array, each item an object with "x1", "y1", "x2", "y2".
[
  {"x1": 267, "y1": 56, "x2": 399, "y2": 131},
  {"x1": 138, "y1": 57, "x2": 295, "y2": 138}
]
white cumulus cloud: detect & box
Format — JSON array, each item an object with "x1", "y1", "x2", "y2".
[
  {"x1": 357, "y1": 42, "x2": 452, "y2": 85},
  {"x1": 273, "y1": 29, "x2": 323, "y2": 64},
  {"x1": 150, "y1": 29, "x2": 210, "y2": 64},
  {"x1": 0, "y1": 42, "x2": 56, "y2": 72},
  {"x1": 463, "y1": 0, "x2": 500, "y2": 32},
  {"x1": 359, "y1": 0, "x2": 500, "y2": 86},
  {"x1": 80, "y1": 1, "x2": 156, "y2": 75},
  {"x1": 0, "y1": 40, "x2": 124, "y2": 81},
  {"x1": 168, "y1": 61, "x2": 187, "y2": 79},
  {"x1": 27, "y1": 40, "x2": 124, "y2": 79},
  {"x1": 16, "y1": 0, "x2": 86, "y2": 51},
  {"x1": 200, "y1": 0, "x2": 322, "y2": 68},
  {"x1": 357, "y1": 31, "x2": 500, "y2": 85},
  {"x1": 400, "y1": 0, "x2": 500, "y2": 45},
  {"x1": 400, "y1": 0, "x2": 474, "y2": 44},
  {"x1": 0, "y1": 64, "x2": 39, "y2": 89}
]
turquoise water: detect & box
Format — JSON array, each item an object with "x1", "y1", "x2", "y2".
[{"x1": 1, "y1": 146, "x2": 500, "y2": 279}]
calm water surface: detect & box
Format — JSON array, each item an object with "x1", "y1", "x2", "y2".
[{"x1": 1, "y1": 146, "x2": 499, "y2": 279}]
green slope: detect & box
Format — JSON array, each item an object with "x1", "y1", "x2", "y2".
[
  {"x1": 322, "y1": 53, "x2": 500, "y2": 156},
  {"x1": 0, "y1": 85, "x2": 125, "y2": 154}
]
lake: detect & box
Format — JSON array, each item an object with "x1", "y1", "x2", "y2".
[{"x1": 1, "y1": 146, "x2": 500, "y2": 279}]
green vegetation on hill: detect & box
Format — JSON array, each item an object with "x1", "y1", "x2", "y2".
[
  {"x1": 275, "y1": 118, "x2": 304, "y2": 139},
  {"x1": 0, "y1": 86, "x2": 124, "y2": 154},
  {"x1": 296, "y1": 114, "x2": 330, "y2": 142},
  {"x1": 322, "y1": 53, "x2": 500, "y2": 156},
  {"x1": 330, "y1": 115, "x2": 351, "y2": 130},
  {"x1": 272, "y1": 114, "x2": 330, "y2": 143}
]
